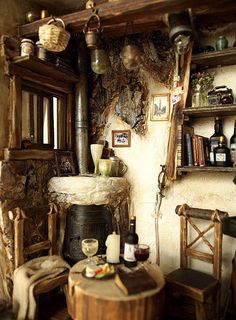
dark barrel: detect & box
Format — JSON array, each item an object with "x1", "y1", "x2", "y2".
[{"x1": 63, "y1": 204, "x2": 113, "y2": 265}]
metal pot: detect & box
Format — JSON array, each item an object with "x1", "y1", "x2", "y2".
[
  {"x1": 83, "y1": 13, "x2": 101, "y2": 49},
  {"x1": 109, "y1": 156, "x2": 128, "y2": 177}
]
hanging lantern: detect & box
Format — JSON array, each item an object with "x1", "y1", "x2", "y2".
[
  {"x1": 91, "y1": 48, "x2": 110, "y2": 74},
  {"x1": 168, "y1": 10, "x2": 192, "y2": 55},
  {"x1": 120, "y1": 44, "x2": 142, "y2": 71}
]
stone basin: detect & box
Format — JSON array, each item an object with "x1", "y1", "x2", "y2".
[{"x1": 48, "y1": 175, "x2": 130, "y2": 206}]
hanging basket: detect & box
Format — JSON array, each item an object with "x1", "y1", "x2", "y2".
[{"x1": 39, "y1": 18, "x2": 70, "y2": 52}]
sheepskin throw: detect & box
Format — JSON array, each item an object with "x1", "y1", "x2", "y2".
[{"x1": 13, "y1": 255, "x2": 70, "y2": 320}]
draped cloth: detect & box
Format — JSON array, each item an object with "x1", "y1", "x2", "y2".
[{"x1": 12, "y1": 255, "x2": 70, "y2": 320}]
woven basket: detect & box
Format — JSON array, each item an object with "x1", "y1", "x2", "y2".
[{"x1": 39, "y1": 18, "x2": 70, "y2": 52}]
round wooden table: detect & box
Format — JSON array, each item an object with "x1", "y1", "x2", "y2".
[{"x1": 66, "y1": 258, "x2": 165, "y2": 320}]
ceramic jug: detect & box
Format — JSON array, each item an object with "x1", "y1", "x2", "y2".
[
  {"x1": 109, "y1": 156, "x2": 128, "y2": 177},
  {"x1": 105, "y1": 232, "x2": 120, "y2": 264}
]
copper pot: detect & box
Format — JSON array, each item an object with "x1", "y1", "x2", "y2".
[{"x1": 83, "y1": 13, "x2": 101, "y2": 49}]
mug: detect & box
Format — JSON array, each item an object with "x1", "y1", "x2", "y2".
[{"x1": 98, "y1": 159, "x2": 112, "y2": 176}]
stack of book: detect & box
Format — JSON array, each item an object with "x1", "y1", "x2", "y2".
[{"x1": 177, "y1": 124, "x2": 210, "y2": 167}]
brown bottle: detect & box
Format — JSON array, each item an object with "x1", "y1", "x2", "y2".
[
  {"x1": 214, "y1": 136, "x2": 230, "y2": 167},
  {"x1": 210, "y1": 117, "x2": 226, "y2": 165}
]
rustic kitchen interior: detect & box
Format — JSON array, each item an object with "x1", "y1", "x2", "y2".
[{"x1": 1, "y1": 0, "x2": 236, "y2": 319}]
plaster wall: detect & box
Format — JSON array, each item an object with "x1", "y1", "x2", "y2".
[{"x1": 102, "y1": 27, "x2": 236, "y2": 303}]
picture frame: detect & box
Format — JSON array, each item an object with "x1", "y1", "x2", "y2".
[
  {"x1": 112, "y1": 130, "x2": 131, "y2": 148},
  {"x1": 150, "y1": 93, "x2": 170, "y2": 121},
  {"x1": 55, "y1": 151, "x2": 77, "y2": 176}
]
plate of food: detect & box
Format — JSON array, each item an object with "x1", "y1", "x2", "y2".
[{"x1": 83, "y1": 263, "x2": 116, "y2": 280}]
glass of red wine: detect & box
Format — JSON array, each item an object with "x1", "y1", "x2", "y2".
[{"x1": 134, "y1": 244, "x2": 150, "y2": 266}]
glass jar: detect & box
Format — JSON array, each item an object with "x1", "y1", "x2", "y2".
[
  {"x1": 36, "y1": 41, "x2": 47, "y2": 61},
  {"x1": 21, "y1": 39, "x2": 34, "y2": 56},
  {"x1": 192, "y1": 84, "x2": 201, "y2": 107},
  {"x1": 215, "y1": 35, "x2": 228, "y2": 51},
  {"x1": 91, "y1": 49, "x2": 110, "y2": 74}
]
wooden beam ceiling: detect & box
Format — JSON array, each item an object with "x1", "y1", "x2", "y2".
[{"x1": 18, "y1": 0, "x2": 236, "y2": 38}]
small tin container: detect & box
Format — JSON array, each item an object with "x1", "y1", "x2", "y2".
[
  {"x1": 21, "y1": 38, "x2": 34, "y2": 56},
  {"x1": 36, "y1": 41, "x2": 47, "y2": 61}
]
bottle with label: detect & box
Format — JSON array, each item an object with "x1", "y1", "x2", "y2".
[
  {"x1": 210, "y1": 117, "x2": 226, "y2": 165},
  {"x1": 230, "y1": 120, "x2": 236, "y2": 166},
  {"x1": 214, "y1": 136, "x2": 230, "y2": 167},
  {"x1": 124, "y1": 216, "x2": 139, "y2": 268}
]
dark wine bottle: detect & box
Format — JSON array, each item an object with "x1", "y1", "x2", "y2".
[
  {"x1": 124, "y1": 216, "x2": 139, "y2": 268},
  {"x1": 214, "y1": 136, "x2": 231, "y2": 167},
  {"x1": 230, "y1": 120, "x2": 236, "y2": 165},
  {"x1": 210, "y1": 117, "x2": 226, "y2": 165}
]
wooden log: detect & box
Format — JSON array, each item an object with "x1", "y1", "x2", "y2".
[
  {"x1": 18, "y1": 0, "x2": 231, "y2": 37},
  {"x1": 165, "y1": 45, "x2": 193, "y2": 180},
  {"x1": 176, "y1": 204, "x2": 228, "y2": 221},
  {"x1": 68, "y1": 262, "x2": 165, "y2": 320}
]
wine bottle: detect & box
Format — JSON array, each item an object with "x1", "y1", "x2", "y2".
[
  {"x1": 124, "y1": 216, "x2": 139, "y2": 268},
  {"x1": 230, "y1": 120, "x2": 236, "y2": 165},
  {"x1": 214, "y1": 136, "x2": 230, "y2": 167},
  {"x1": 210, "y1": 117, "x2": 226, "y2": 165}
]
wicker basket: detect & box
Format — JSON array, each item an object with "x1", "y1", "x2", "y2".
[{"x1": 39, "y1": 18, "x2": 70, "y2": 52}]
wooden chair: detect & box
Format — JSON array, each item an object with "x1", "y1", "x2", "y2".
[
  {"x1": 165, "y1": 203, "x2": 228, "y2": 320},
  {"x1": 9, "y1": 203, "x2": 70, "y2": 320}
]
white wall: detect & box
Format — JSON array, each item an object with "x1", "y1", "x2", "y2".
[{"x1": 103, "y1": 25, "x2": 236, "y2": 304}]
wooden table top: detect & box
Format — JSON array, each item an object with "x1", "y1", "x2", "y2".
[{"x1": 68, "y1": 257, "x2": 165, "y2": 301}]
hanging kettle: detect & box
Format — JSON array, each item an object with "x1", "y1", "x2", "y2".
[{"x1": 83, "y1": 13, "x2": 101, "y2": 49}]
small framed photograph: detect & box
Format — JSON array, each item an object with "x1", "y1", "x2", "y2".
[
  {"x1": 112, "y1": 130, "x2": 131, "y2": 148},
  {"x1": 55, "y1": 151, "x2": 77, "y2": 176},
  {"x1": 150, "y1": 93, "x2": 170, "y2": 121}
]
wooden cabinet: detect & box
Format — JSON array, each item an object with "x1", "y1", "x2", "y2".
[{"x1": 177, "y1": 48, "x2": 236, "y2": 174}]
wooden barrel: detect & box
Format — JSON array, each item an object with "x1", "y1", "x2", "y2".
[{"x1": 66, "y1": 260, "x2": 165, "y2": 320}]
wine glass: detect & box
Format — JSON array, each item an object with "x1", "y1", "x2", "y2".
[
  {"x1": 134, "y1": 244, "x2": 150, "y2": 267},
  {"x1": 81, "y1": 238, "x2": 99, "y2": 265}
]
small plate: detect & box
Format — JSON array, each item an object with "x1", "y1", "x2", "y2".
[{"x1": 82, "y1": 264, "x2": 116, "y2": 280}]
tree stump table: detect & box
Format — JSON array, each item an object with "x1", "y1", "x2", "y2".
[{"x1": 66, "y1": 258, "x2": 165, "y2": 320}]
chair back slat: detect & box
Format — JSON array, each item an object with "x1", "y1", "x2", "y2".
[
  {"x1": 9, "y1": 203, "x2": 58, "y2": 269},
  {"x1": 176, "y1": 204, "x2": 228, "y2": 280}
]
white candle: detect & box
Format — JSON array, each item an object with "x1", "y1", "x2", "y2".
[{"x1": 105, "y1": 232, "x2": 120, "y2": 264}]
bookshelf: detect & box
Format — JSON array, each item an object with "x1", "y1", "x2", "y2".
[{"x1": 178, "y1": 49, "x2": 236, "y2": 174}]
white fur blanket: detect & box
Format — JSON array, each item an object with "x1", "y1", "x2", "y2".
[{"x1": 12, "y1": 255, "x2": 70, "y2": 320}]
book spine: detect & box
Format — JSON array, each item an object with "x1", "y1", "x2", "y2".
[
  {"x1": 176, "y1": 124, "x2": 183, "y2": 167},
  {"x1": 197, "y1": 136, "x2": 205, "y2": 167},
  {"x1": 185, "y1": 133, "x2": 194, "y2": 166},
  {"x1": 192, "y1": 135, "x2": 199, "y2": 166}
]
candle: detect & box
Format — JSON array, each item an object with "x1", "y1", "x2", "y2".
[{"x1": 105, "y1": 232, "x2": 120, "y2": 264}]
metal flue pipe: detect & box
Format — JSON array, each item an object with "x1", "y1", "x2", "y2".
[{"x1": 75, "y1": 40, "x2": 89, "y2": 174}]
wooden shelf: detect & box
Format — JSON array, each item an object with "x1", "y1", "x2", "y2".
[
  {"x1": 183, "y1": 104, "x2": 236, "y2": 118},
  {"x1": 10, "y1": 55, "x2": 79, "y2": 83},
  {"x1": 177, "y1": 166, "x2": 236, "y2": 173},
  {"x1": 3, "y1": 149, "x2": 55, "y2": 161},
  {"x1": 192, "y1": 47, "x2": 236, "y2": 68}
]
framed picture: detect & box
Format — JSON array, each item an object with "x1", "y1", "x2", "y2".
[
  {"x1": 55, "y1": 151, "x2": 77, "y2": 176},
  {"x1": 150, "y1": 93, "x2": 170, "y2": 121},
  {"x1": 112, "y1": 130, "x2": 131, "y2": 148}
]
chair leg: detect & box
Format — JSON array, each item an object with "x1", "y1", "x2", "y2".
[
  {"x1": 213, "y1": 288, "x2": 221, "y2": 320},
  {"x1": 195, "y1": 301, "x2": 207, "y2": 320}
]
